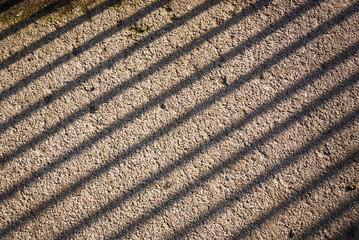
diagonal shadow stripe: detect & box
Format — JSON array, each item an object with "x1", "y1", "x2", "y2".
[
  {"x1": 0, "y1": 0, "x2": 274, "y2": 163},
  {"x1": 0, "y1": 5, "x2": 356, "y2": 237},
  {"x1": 297, "y1": 195, "x2": 359, "y2": 240},
  {"x1": 0, "y1": 0, "x2": 215, "y2": 103},
  {"x1": 298, "y1": 203, "x2": 359, "y2": 240},
  {"x1": 0, "y1": 0, "x2": 342, "y2": 205},
  {"x1": 58, "y1": 68, "x2": 359, "y2": 239},
  {"x1": 0, "y1": 0, "x2": 112, "y2": 45},
  {"x1": 106, "y1": 80, "x2": 359, "y2": 239},
  {"x1": 230, "y1": 150, "x2": 359, "y2": 239},
  {"x1": 0, "y1": 0, "x2": 74, "y2": 42},
  {"x1": 296, "y1": 197, "x2": 359, "y2": 240},
  {"x1": 332, "y1": 210, "x2": 359, "y2": 240},
  {"x1": 0, "y1": 0, "x2": 25, "y2": 15},
  {"x1": 1, "y1": 2, "x2": 357, "y2": 237}
]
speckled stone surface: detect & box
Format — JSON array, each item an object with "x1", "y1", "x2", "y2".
[{"x1": 0, "y1": 0, "x2": 358, "y2": 239}]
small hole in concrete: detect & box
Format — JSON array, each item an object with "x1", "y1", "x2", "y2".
[{"x1": 72, "y1": 48, "x2": 81, "y2": 56}]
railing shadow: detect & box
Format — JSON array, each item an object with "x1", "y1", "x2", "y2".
[
  {"x1": 0, "y1": 0, "x2": 25, "y2": 15},
  {"x1": 0, "y1": 0, "x2": 172, "y2": 107},
  {"x1": 51, "y1": 18, "x2": 357, "y2": 240},
  {"x1": 0, "y1": 0, "x2": 92, "y2": 42},
  {"x1": 0, "y1": 0, "x2": 344, "y2": 207},
  {"x1": 0, "y1": 0, "x2": 226, "y2": 132},
  {"x1": 0, "y1": 1, "x2": 357, "y2": 237},
  {"x1": 0, "y1": 0, "x2": 333, "y2": 178},
  {"x1": 328, "y1": 214, "x2": 359, "y2": 240},
  {"x1": 0, "y1": 0, "x2": 357, "y2": 238},
  {"x1": 54, "y1": 5, "x2": 359, "y2": 235},
  {"x1": 0, "y1": 0, "x2": 272, "y2": 171},
  {"x1": 293, "y1": 192, "x2": 359, "y2": 240},
  {"x1": 229, "y1": 149, "x2": 359, "y2": 239},
  {"x1": 108, "y1": 86, "x2": 359, "y2": 239}
]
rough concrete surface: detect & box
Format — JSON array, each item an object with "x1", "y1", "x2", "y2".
[{"x1": 0, "y1": 0, "x2": 358, "y2": 239}]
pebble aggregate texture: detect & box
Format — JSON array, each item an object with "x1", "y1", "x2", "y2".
[{"x1": 0, "y1": 0, "x2": 358, "y2": 239}]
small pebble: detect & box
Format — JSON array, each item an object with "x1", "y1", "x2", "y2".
[{"x1": 84, "y1": 85, "x2": 95, "y2": 92}]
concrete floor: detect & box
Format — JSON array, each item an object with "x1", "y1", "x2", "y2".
[{"x1": 0, "y1": 0, "x2": 358, "y2": 239}]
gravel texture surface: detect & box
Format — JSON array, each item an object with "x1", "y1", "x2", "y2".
[{"x1": 0, "y1": 0, "x2": 358, "y2": 239}]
